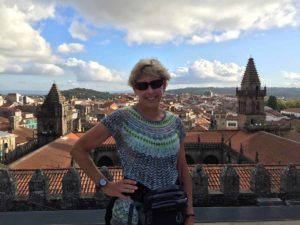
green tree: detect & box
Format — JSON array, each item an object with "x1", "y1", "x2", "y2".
[{"x1": 267, "y1": 95, "x2": 279, "y2": 110}]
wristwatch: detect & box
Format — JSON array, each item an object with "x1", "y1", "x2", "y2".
[{"x1": 98, "y1": 177, "x2": 108, "y2": 189}]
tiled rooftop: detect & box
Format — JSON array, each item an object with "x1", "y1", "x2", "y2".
[
  {"x1": 229, "y1": 131, "x2": 300, "y2": 164},
  {"x1": 282, "y1": 108, "x2": 300, "y2": 113},
  {"x1": 283, "y1": 131, "x2": 300, "y2": 143},
  {"x1": 12, "y1": 127, "x2": 35, "y2": 144},
  {"x1": 9, "y1": 135, "x2": 76, "y2": 170},
  {"x1": 185, "y1": 131, "x2": 238, "y2": 143},
  {"x1": 0, "y1": 116, "x2": 9, "y2": 131}
]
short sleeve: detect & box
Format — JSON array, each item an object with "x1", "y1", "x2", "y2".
[
  {"x1": 100, "y1": 109, "x2": 123, "y2": 137},
  {"x1": 177, "y1": 117, "x2": 186, "y2": 143}
]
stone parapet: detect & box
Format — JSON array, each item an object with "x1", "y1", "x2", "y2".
[{"x1": 0, "y1": 164, "x2": 300, "y2": 211}]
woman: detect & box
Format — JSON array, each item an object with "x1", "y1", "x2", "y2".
[{"x1": 71, "y1": 58, "x2": 194, "y2": 225}]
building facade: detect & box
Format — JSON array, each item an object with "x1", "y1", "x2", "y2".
[{"x1": 0, "y1": 131, "x2": 16, "y2": 161}]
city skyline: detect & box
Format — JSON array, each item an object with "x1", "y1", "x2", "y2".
[{"x1": 0, "y1": 0, "x2": 300, "y2": 93}]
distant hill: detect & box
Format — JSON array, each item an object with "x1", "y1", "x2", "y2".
[
  {"x1": 1, "y1": 87, "x2": 299, "y2": 99},
  {"x1": 167, "y1": 87, "x2": 300, "y2": 99},
  {"x1": 61, "y1": 88, "x2": 112, "y2": 100}
]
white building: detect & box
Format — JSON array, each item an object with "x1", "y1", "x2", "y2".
[
  {"x1": 7, "y1": 93, "x2": 23, "y2": 105},
  {"x1": 281, "y1": 108, "x2": 300, "y2": 119},
  {"x1": 0, "y1": 96, "x2": 5, "y2": 106}
]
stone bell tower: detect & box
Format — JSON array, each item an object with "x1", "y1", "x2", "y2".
[
  {"x1": 236, "y1": 58, "x2": 266, "y2": 130},
  {"x1": 36, "y1": 83, "x2": 73, "y2": 146}
]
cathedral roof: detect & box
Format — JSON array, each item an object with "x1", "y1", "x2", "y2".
[
  {"x1": 44, "y1": 83, "x2": 65, "y2": 104},
  {"x1": 241, "y1": 57, "x2": 261, "y2": 88},
  {"x1": 228, "y1": 130, "x2": 300, "y2": 164}
]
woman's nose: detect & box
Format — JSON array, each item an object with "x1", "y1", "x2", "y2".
[{"x1": 145, "y1": 85, "x2": 155, "y2": 92}]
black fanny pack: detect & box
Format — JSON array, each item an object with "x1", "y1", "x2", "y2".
[
  {"x1": 138, "y1": 184, "x2": 188, "y2": 225},
  {"x1": 105, "y1": 181, "x2": 188, "y2": 225}
]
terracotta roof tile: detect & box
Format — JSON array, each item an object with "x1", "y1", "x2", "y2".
[
  {"x1": 103, "y1": 136, "x2": 116, "y2": 145},
  {"x1": 72, "y1": 132, "x2": 85, "y2": 138},
  {"x1": 282, "y1": 108, "x2": 300, "y2": 113},
  {"x1": 283, "y1": 131, "x2": 300, "y2": 143},
  {"x1": 185, "y1": 131, "x2": 238, "y2": 143},
  {"x1": 12, "y1": 127, "x2": 35, "y2": 144},
  {"x1": 0, "y1": 116, "x2": 9, "y2": 131},
  {"x1": 66, "y1": 132, "x2": 81, "y2": 140},
  {"x1": 9, "y1": 136, "x2": 76, "y2": 170},
  {"x1": 229, "y1": 131, "x2": 300, "y2": 164}
]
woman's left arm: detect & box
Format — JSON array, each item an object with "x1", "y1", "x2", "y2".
[{"x1": 177, "y1": 142, "x2": 194, "y2": 225}]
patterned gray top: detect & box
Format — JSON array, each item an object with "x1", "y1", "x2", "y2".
[{"x1": 101, "y1": 106, "x2": 186, "y2": 190}]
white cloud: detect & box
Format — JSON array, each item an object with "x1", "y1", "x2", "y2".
[
  {"x1": 280, "y1": 71, "x2": 300, "y2": 88},
  {"x1": 68, "y1": 20, "x2": 95, "y2": 41},
  {"x1": 171, "y1": 59, "x2": 244, "y2": 86},
  {"x1": 283, "y1": 71, "x2": 300, "y2": 80},
  {"x1": 65, "y1": 58, "x2": 124, "y2": 82},
  {"x1": 0, "y1": 3, "x2": 52, "y2": 60},
  {"x1": 0, "y1": 2, "x2": 61, "y2": 76},
  {"x1": 2, "y1": 63, "x2": 64, "y2": 75},
  {"x1": 57, "y1": 43, "x2": 85, "y2": 53},
  {"x1": 63, "y1": 0, "x2": 300, "y2": 45},
  {"x1": 2, "y1": 0, "x2": 56, "y2": 22},
  {"x1": 188, "y1": 30, "x2": 241, "y2": 44}
]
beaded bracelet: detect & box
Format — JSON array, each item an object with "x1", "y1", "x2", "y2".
[{"x1": 186, "y1": 214, "x2": 195, "y2": 217}]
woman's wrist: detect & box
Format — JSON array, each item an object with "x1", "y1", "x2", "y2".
[{"x1": 186, "y1": 213, "x2": 195, "y2": 217}]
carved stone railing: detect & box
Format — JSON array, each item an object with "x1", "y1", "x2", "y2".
[
  {"x1": 220, "y1": 164, "x2": 240, "y2": 201},
  {"x1": 0, "y1": 169, "x2": 16, "y2": 211},
  {"x1": 250, "y1": 163, "x2": 271, "y2": 197},
  {"x1": 0, "y1": 164, "x2": 299, "y2": 211},
  {"x1": 280, "y1": 164, "x2": 300, "y2": 200}
]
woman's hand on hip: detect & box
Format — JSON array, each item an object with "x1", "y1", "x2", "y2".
[{"x1": 102, "y1": 179, "x2": 138, "y2": 200}]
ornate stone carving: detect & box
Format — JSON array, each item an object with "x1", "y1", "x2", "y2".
[
  {"x1": 62, "y1": 167, "x2": 81, "y2": 209},
  {"x1": 0, "y1": 169, "x2": 16, "y2": 211},
  {"x1": 192, "y1": 164, "x2": 208, "y2": 204},
  {"x1": 250, "y1": 163, "x2": 270, "y2": 197},
  {"x1": 220, "y1": 164, "x2": 240, "y2": 198},
  {"x1": 28, "y1": 169, "x2": 49, "y2": 210},
  {"x1": 280, "y1": 164, "x2": 300, "y2": 198}
]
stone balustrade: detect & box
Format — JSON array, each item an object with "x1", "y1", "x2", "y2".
[{"x1": 0, "y1": 164, "x2": 299, "y2": 211}]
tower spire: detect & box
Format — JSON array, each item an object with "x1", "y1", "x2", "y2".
[
  {"x1": 241, "y1": 57, "x2": 261, "y2": 90},
  {"x1": 44, "y1": 83, "x2": 65, "y2": 104}
]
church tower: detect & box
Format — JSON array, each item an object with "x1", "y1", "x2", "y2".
[
  {"x1": 36, "y1": 83, "x2": 73, "y2": 146},
  {"x1": 236, "y1": 57, "x2": 266, "y2": 130}
]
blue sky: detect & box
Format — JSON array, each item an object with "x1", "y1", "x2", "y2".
[{"x1": 0, "y1": 0, "x2": 300, "y2": 93}]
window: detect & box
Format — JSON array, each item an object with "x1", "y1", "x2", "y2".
[{"x1": 227, "y1": 121, "x2": 237, "y2": 127}]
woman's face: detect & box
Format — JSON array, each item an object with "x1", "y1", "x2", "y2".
[{"x1": 133, "y1": 73, "x2": 167, "y2": 109}]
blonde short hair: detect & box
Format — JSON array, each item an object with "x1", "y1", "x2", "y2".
[{"x1": 128, "y1": 58, "x2": 171, "y2": 88}]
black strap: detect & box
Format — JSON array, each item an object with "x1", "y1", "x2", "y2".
[
  {"x1": 105, "y1": 197, "x2": 117, "y2": 225},
  {"x1": 127, "y1": 203, "x2": 135, "y2": 225}
]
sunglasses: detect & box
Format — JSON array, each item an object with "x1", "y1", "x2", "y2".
[{"x1": 134, "y1": 79, "x2": 164, "y2": 91}]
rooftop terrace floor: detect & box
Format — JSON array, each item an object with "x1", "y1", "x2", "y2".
[{"x1": 1, "y1": 206, "x2": 300, "y2": 225}]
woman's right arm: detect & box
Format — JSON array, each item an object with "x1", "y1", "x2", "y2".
[
  {"x1": 70, "y1": 122, "x2": 137, "y2": 199},
  {"x1": 70, "y1": 122, "x2": 111, "y2": 185}
]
